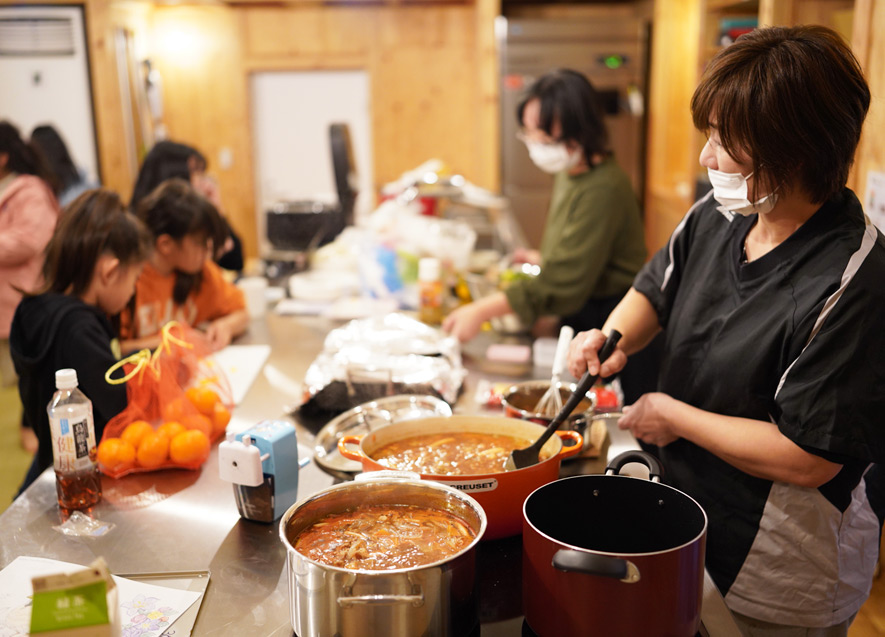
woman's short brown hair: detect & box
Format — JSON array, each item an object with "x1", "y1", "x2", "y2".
[{"x1": 691, "y1": 25, "x2": 870, "y2": 203}]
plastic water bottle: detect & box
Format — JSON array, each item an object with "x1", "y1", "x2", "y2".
[{"x1": 47, "y1": 369, "x2": 102, "y2": 511}]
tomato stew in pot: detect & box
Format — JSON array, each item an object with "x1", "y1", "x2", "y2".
[
  {"x1": 338, "y1": 416, "x2": 584, "y2": 539},
  {"x1": 292, "y1": 503, "x2": 476, "y2": 570},
  {"x1": 373, "y1": 432, "x2": 550, "y2": 475}
]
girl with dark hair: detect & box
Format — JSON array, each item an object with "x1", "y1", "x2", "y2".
[
  {"x1": 30, "y1": 124, "x2": 98, "y2": 207},
  {"x1": 444, "y1": 69, "x2": 653, "y2": 402},
  {"x1": 131, "y1": 140, "x2": 244, "y2": 272},
  {"x1": 120, "y1": 179, "x2": 248, "y2": 353},
  {"x1": 569, "y1": 26, "x2": 881, "y2": 634},
  {"x1": 10, "y1": 189, "x2": 153, "y2": 492},
  {"x1": 0, "y1": 121, "x2": 60, "y2": 394}
]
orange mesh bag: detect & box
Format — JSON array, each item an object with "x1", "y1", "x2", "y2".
[{"x1": 98, "y1": 322, "x2": 234, "y2": 478}]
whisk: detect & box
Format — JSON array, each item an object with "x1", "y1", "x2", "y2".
[{"x1": 533, "y1": 325, "x2": 574, "y2": 417}]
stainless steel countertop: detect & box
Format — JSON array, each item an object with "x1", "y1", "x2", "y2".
[{"x1": 0, "y1": 312, "x2": 740, "y2": 636}]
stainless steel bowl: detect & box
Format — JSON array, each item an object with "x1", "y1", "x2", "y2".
[{"x1": 501, "y1": 380, "x2": 600, "y2": 455}]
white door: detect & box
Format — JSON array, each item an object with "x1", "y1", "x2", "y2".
[{"x1": 250, "y1": 70, "x2": 373, "y2": 256}]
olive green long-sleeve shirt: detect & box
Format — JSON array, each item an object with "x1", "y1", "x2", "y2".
[{"x1": 505, "y1": 157, "x2": 646, "y2": 326}]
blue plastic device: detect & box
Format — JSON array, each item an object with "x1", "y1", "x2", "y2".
[{"x1": 232, "y1": 420, "x2": 299, "y2": 522}]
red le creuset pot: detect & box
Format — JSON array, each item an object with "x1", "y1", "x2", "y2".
[
  {"x1": 338, "y1": 415, "x2": 583, "y2": 539},
  {"x1": 522, "y1": 450, "x2": 708, "y2": 637}
]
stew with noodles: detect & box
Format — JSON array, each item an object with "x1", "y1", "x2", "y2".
[
  {"x1": 293, "y1": 504, "x2": 475, "y2": 570},
  {"x1": 373, "y1": 432, "x2": 546, "y2": 475}
]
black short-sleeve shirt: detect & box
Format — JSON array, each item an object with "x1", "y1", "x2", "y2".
[{"x1": 633, "y1": 188, "x2": 885, "y2": 626}]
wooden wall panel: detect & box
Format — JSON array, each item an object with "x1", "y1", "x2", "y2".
[
  {"x1": 476, "y1": 0, "x2": 501, "y2": 192},
  {"x1": 851, "y1": 0, "x2": 884, "y2": 199},
  {"x1": 83, "y1": 0, "x2": 133, "y2": 197},
  {"x1": 147, "y1": 2, "x2": 491, "y2": 259},
  {"x1": 150, "y1": 6, "x2": 257, "y2": 258},
  {"x1": 242, "y1": 6, "x2": 373, "y2": 59},
  {"x1": 371, "y1": 6, "x2": 478, "y2": 186},
  {"x1": 643, "y1": 0, "x2": 701, "y2": 254}
]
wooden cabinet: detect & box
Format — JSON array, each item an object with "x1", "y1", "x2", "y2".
[{"x1": 701, "y1": 0, "x2": 759, "y2": 72}]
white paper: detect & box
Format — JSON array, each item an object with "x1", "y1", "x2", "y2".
[
  {"x1": 0, "y1": 556, "x2": 203, "y2": 637},
  {"x1": 207, "y1": 344, "x2": 271, "y2": 405},
  {"x1": 274, "y1": 298, "x2": 331, "y2": 316}
]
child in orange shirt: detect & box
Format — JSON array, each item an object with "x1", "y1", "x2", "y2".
[{"x1": 120, "y1": 179, "x2": 248, "y2": 352}]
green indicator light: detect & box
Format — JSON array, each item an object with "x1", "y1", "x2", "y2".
[{"x1": 604, "y1": 55, "x2": 623, "y2": 69}]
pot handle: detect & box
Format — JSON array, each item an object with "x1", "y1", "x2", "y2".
[
  {"x1": 555, "y1": 430, "x2": 584, "y2": 460},
  {"x1": 337, "y1": 435, "x2": 366, "y2": 462},
  {"x1": 552, "y1": 549, "x2": 641, "y2": 584},
  {"x1": 338, "y1": 576, "x2": 424, "y2": 608},
  {"x1": 338, "y1": 591, "x2": 425, "y2": 608},
  {"x1": 604, "y1": 450, "x2": 664, "y2": 483}
]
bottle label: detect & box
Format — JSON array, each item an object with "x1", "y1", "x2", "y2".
[
  {"x1": 51, "y1": 416, "x2": 96, "y2": 473},
  {"x1": 419, "y1": 280, "x2": 444, "y2": 325},
  {"x1": 73, "y1": 420, "x2": 90, "y2": 460}
]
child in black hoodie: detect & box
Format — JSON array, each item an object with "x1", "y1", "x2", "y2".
[{"x1": 11, "y1": 189, "x2": 152, "y2": 493}]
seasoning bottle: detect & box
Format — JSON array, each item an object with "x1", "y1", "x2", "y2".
[
  {"x1": 418, "y1": 257, "x2": 444, "y2": 325},
  {"x1": 47, "y1": 369, "x2": 102, "y2": 511}
]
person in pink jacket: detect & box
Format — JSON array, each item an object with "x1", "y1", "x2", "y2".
[{"x1": 0, "y1": 121, "x2": 60, "y2": 449}]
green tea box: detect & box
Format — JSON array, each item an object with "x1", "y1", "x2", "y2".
[{"x1": 29, "y1": 558, "x2": 119, "y2": 636}]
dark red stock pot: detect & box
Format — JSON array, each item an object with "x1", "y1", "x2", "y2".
[{"x1": 522, "y1": 451, "x2": 708, "y2": 637}]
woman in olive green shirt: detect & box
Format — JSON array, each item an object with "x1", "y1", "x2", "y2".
[{"x1": 443, "y1": 69, "x2": 656, "y2": 402}]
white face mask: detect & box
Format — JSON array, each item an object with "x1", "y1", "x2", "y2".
[
  {"x1": 526, "y1": 141, "x2": 581, "y2": 174},
  {"x1": 707, "y1": 167, "x2": 778, "y2": 218}
]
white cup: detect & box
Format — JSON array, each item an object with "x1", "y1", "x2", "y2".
[{"x1": 237, "y1": 276, "x2": 269, "y2": 319}]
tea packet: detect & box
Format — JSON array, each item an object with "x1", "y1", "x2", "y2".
[{"x1": 29, "y1": 557, "x2": 120, "y2": 636}]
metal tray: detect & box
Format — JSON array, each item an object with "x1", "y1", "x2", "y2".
[{"x1": 313, "y1": 394, "x2": 453, "y2": 479}]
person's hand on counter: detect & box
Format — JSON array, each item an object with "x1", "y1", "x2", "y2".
[
  {"x1": 203, "y1": 309, "x2": 249, "y2": 351},
  {"x1": 512, "y1": 247, "x2": 541, "y2": 266},
  {"x1": 442, "y1": 292, "x2": 512, "y2": 342}
]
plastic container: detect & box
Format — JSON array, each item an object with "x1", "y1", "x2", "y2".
[{"x1": 47, "y1": 369, "x2": 102, "y2": 511}]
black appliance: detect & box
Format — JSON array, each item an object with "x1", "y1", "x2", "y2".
[{"x1": 264, "y1": 122, "x2": 358, "y2": 252}]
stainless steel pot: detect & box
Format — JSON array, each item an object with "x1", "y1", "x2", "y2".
[
  {"x1": 279, "y1": 473, "x2": 487, "y2": 637},
  {"x1": 501, "y1": 380, "x2": 598, "y2": 453}
]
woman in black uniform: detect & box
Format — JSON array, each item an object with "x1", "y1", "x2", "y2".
[{"x1": 569, "y1": 25, "x2": 883, "y2": 636}]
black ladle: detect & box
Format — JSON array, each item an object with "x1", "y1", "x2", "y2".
[{"x1": 505, "y1": 330, "x2": 622, "y2": 471}]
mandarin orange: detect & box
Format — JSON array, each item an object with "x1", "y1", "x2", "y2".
[
  {"x1": 211, "y1": 403, "x2": 231, "y2": 437},
  {"x1": 96, "y1": 438, "x2": 136, "y2": 472},
  {"x1": 181, "y1": 413, "x2": 213, "y2": 438},
  {"x1": 120, "y1": 420, "x2": 154, "y2": 450},
  {"x1": 186, "y1": 386, "x2": 219, "y2": 417},
  {"x1": 169, "y1": 430, "x2": 211, "y2": 465},
  {"x1": 136, "y1": 432, "x2": 169, "y2": 468},
  {"x1": 162, "y1": 396, "x2": 191, "y2": 423},
  {"x1": 156, "y1": 421, "x2": 186, "y2": 441}
]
